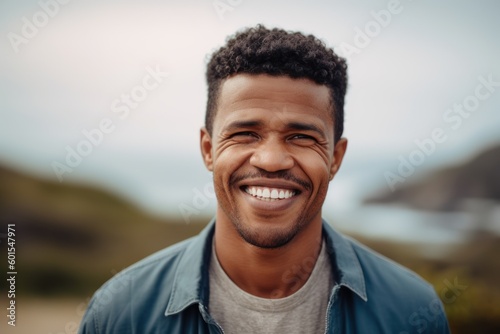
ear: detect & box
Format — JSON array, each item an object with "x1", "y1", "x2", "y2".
[
  {"x1": 329, "y1": 138, "x2": 348, "y2": 181},
  {"x1": 200, "y1": 127, "x2": 214, "y2": 171}
]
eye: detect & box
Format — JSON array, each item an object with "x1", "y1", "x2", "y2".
[
  {"x1": 288, "y1": 133, "x2": 318, "y2": 146},
  {"x1": 289, "y1": 134, "x2": 316, "y2": 141},
  {"x1": 291, "y1": 134, "x2": 311, "y2": 139},
  {"x1": 229, "y1": 131, "x2": 259, "y2": 142},
  {"x1": 231, "y1": 131, "x2": 257, "y2": 138}
]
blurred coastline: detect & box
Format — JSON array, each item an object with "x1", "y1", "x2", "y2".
[{"x1": 1, "y1": 143, "x2": 500, "y2": 333}]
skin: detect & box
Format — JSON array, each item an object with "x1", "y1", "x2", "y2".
[{"x1": 200, "y1": 74, "x2": 347, "y2": 298}]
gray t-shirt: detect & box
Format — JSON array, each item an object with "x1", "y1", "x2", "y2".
[{"x1": 208, "y1": 240, "x2": 334, "y2": 334}]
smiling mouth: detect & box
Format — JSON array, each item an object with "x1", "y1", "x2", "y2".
[{"x1": 243, "y1": 186, "x2": 298, "y2": 201}]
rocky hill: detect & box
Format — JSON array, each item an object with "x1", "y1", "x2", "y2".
[{"x1": 365, "y1": 144, "x2": 500, "y2": 211}]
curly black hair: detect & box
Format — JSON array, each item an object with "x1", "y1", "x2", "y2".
[{"x1": 205, "y1": 25, "x2": 348, "y2": 143}]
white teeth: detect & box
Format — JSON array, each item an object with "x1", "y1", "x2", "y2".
[
  {"x1": 245, "y1": 186, "x2": 295, "y2": 200},
  {"x1": 271, "y1": 189, "x2": 278, "y2": 199}
]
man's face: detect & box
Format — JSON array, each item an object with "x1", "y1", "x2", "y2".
[{"x1": 200, "y1": 74, "x2": 347, "y2": 249}]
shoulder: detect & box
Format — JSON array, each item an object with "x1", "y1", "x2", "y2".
[
  {"x1": 78, "y1": 236, "x2": 197, "y2": 334},
  {"x1": 342, "y1": 235, "x2": 449, "y2": 333},
  {"x1": 104, "y1": 235, "x2": 195, "y2": 293},
  {"x1": 323, "y1": 222, "x2": 435, "y2": 301},
  {"x1": 347, "y1": 236, "x2": 434, "y2": 297}
]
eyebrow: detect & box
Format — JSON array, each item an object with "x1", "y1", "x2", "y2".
[
  {"x1": 223, "y1": 120, "x2": 263, "y2": 132},
  {"x1": 286, "y1": 122, "x2": 326, "y2": 138},
  {"x1": 223, "y1": 120, "x2": 326, "y2": 138}
]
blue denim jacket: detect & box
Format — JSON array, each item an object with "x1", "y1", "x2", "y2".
[{"x1": 79, "y1": 220, "x2": 450, "y2": 333}]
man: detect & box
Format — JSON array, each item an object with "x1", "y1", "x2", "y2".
[{"x1": 79, "y1": 25, "x2": 450, "y2": 333}]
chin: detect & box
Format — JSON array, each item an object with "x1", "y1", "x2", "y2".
[{"x1": 234, "y1": 219, "x2": 303, "y2": 249}]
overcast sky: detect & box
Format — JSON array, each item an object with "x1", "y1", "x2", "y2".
[{"x1": 1, "y1": 0, "x2": 499, "y2": 217}]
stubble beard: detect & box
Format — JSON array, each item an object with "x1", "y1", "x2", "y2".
[{"x1": 229, "y1": 209, "x2": 311, "y2": 249}]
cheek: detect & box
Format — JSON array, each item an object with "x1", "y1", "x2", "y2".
[
  {"x1": 216, "y1": 143, "x2": 252, "y2": 161},
  {"x1": 213, "y1": 147, "x2": 251, "y2": 180},
  {"x1": 295, "y1": 151, "x2": 332, "y2": 181}
]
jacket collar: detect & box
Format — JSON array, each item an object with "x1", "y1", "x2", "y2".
[
  {"x1": 165, "y1": 218, "x2": 215, "y2": 316},
  {"x1": 165, "y1": 218, "x2": 367, "y2": 316},
  {"x1": 322, "y1": 220, "x2": 368, "y2": 301}
]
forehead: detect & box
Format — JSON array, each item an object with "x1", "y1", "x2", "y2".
[
  {"x1": 218, "y1": 74, "x2": 332, "y2": 113},
  {"x1": 215, "y1": 74, "x2": 332, "y2": 124}
]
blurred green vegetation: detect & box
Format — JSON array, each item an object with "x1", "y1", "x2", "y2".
[
  {"x1": 1, "y1": 162, "x2": 499, "y2": 333},
  {"x1": 0, "y1": 164, "x2": 206, "y2": 297},
  {"x1": 354, "y1": 233, "x2": 500, "y2": 333}
]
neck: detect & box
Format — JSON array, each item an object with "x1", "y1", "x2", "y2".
[{"x1": 214, "y1": 216, "x2": 323, "y2": 298}]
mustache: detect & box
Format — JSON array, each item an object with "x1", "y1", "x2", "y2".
[{"x1": 229, "y1": 170, "x2": 312, "y2": 191}]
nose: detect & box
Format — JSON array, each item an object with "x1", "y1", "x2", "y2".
[{"x1": 249, "y1": 137, "x2": 294, "y2": 172}]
